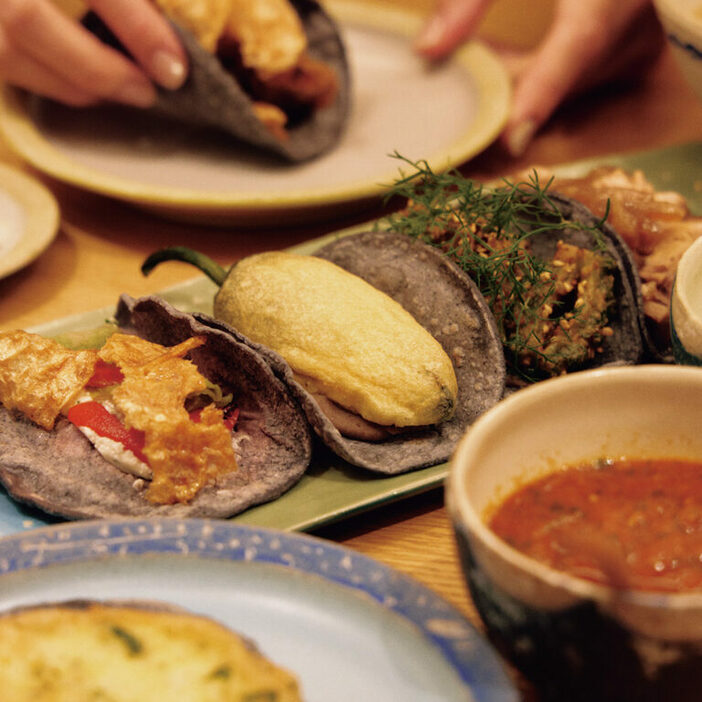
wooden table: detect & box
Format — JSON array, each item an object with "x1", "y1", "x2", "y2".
[{"x1": 2, "y1": 4, "x2": 702, "y2": 699}]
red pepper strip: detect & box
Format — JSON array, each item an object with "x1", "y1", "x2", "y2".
[
  {"x1": 223, "y1": 406, "x2": 239, "y2": 431},
  {"x1": 86, "y1": 360, "x2": 124, "y2": 388},
  {"x1": 67, "y1": 401, "x2": 148, "y2": 465}
]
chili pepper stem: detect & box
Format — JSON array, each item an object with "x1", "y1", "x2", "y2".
[{"x1": 141, "y1": 247, "x2": 228, "y2": 287}]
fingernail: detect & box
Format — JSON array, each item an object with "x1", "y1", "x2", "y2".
[
  {"x1": 506, "y1": 119, "x2": 537, "y2": 157},
  {"x1": 151, "y1": 49, "x2": 187, "y2": 90},
  {"x1": 112, "y1": 79, "x2": 156, "y2": 108}
]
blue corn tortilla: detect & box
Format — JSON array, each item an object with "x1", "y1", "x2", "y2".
[
  {"x1": 527, "y1": 191, "x2": 653, "y2": 369},
  {"x1": 198, "y1": 232, "x2": 507, "y2": 474},
  {"x1": 81, "y1": 0, "x2": 350, "y2": 161},
  {"x1": 0, "y1": 296, "x2": 313, "y2": 520}
]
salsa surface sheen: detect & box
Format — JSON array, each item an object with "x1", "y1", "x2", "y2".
[{"x1": 489, "y1": 458, "x2": 702, "y2": 592}]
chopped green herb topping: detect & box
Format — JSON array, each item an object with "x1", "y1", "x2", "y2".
[
  {"x1": 242, "y1": 693, "x2": 278, "y2": 702},
  {"x1": 208, "y1": 664, "x2": 232, "y2": 680},
  {"x1": 110, "y1": 625, "x2": 143, "y2": 656}
]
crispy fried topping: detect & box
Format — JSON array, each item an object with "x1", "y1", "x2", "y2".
[
  {"x1": 0, "y1": 330, "x2": 238, "y2": 505},
  {"x1": 0, "y1": 331, "x2": 97, "y2": 430},
  {"x1": 151, "y1": 0, "x2": 231, "y2": 52},
  {"x1": 226, "y1": 0, "x2": 306, "y2": 75},
  {"x1": 99, "y1": 333, "x2": 238, "y2": 504}
]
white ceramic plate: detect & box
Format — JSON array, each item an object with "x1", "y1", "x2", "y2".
[
  {"x1": 0, "y1": 0, "x2": 510, "y2": 226},
  {"x1": 0, "y1": 163, "x2": 58, "y2": 279},
  {"x1": 0, "y1": 519, "x2": 518, "y2": 702}
]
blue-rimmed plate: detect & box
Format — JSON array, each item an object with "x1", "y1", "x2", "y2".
[{"x1": 0, "y1": 518, "x2": 517, "y2": 702}]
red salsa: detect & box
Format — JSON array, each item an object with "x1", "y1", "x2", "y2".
[{"x1": 488, "y1": 458, "x2": 702, "y2": 592}]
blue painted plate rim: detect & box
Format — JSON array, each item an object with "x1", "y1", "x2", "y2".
[{"x1": 0, "y1": 517, "x2": 517, "y2": 702}]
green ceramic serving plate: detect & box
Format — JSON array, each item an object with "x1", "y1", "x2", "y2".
[{"x1": 2, "y1": 141, "x2": 701, "y2": 536}]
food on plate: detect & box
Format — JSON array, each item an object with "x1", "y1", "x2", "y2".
[
  {"x1": 0, "y1": 600, "x2": 302, "y2": 701},
  {"x1": 214, "y1": 250, "x2": 459, "y2": 432},
  {"x1": 0, "y1": 295, "x2": 312, "y2": 519},
  {"x1": 531, "y1": 166, "x2": 702, "y2": 347},
  {"x1": 0, "y1": 329, "x2": 239, "y2": 505},
  {"x1": 81, "y1": 0, "x2": 350, "y2": 161},
  {"x1": 384, "y1": 159, "x2": 649, "y2": 382},
  {"x1": 142, "y1": 233, "x2": 505, "y2": 474},
  {"x1": 489, "y1": 457, "x2": 702, "y2": 592}
]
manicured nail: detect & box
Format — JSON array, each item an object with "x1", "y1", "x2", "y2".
[
  {"x1": 112, "y1": 79, "x2": 156, "y2": 108},
  {"x1": 150, "y1": 49, "x2": 187, "y2": 90},
  {"x1": 506, "y1": 119, "x2": 537, "y2": 157}
]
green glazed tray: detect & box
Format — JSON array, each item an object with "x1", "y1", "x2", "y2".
[{"x1": 3, "y1": 141, "x2": 701, "y2": 536}]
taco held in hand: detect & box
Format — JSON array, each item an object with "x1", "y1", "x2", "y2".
[{"x1": 83, "y1": 0, "x2": 350, "y2": 161}]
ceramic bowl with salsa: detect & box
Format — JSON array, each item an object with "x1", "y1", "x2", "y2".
[{"x1": 447, "y1": 365, "x2": 702, "y2": 702}]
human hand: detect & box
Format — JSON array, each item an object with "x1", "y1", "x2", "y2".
[
  {"x1": 0, "y1": 0, "x2": 188, "y2": 107},
  {"x1": 415, "y1": 0, "x2": 664, "y2": 156}
]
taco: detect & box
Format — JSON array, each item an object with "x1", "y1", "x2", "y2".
[
  {"x1": 526, "y1": 192, "x2": 653, "y2": 369},
  {"x1": 0, "y1": 295, "x2": 312, "y2": 520},
  {"x1": 384, "y1": 166, "x2": 653, "y2": 381},
  {"x1": 143, "y1": 232, "x2": 506, "y2": 474},
  {"x1": 82, "y1": 0, "x2": 350, "y2": 161}
]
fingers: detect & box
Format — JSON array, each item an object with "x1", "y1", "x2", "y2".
[
  {"x1": 0, "y1": 21, "x2": 93, "y2": 105},
  {"x1": 0, "y1": 0, "x2": 156, "y2": 106},
  {"x1": 502, "y1": 15, "x2": 602, "y2": 155},
  {"x1": 0, "y1": 0, "x2": 188, "y2": 108},
  {"x1": 415, "y1": 0, "x2": 493, "y2": 60},
  {"x1": 88, "y1": 0, "x2": 187, "y2": 90},
  {"x1": 502, "y1": 0, "x2": 658, "y2": 156}
]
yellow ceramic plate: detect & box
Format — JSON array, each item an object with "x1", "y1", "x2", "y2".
[
  {"x1": 0, "y1": 163, "x2": 59, "y2": 280},
  {"x1": 0, "y1": 0, "x2": 510, "y2": 226}
]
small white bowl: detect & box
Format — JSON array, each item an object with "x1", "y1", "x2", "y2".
[
  {"x1": 653, "y1": 0, "x2": 702, "y2": 102},
  {"x1": 671, "y1": 235, "x2": 702, "y2": 364},
  {"x1": 448, "y1": 365, "x2": 702, "y2": 701}
]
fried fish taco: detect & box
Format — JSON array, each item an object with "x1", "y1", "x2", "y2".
[
  {"x1": 143, "y1": 233, "x2": 506, "y2": 474},
  {"x1": 82, "y1": 0, "x2": 350, "y2": 161},
  {"x1": 0, "y1": 295, "x2": 312, "y2": 520}
]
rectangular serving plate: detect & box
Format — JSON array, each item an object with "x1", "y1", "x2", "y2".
[{"x1": 6, "y1": 141, "x2": 702, "y2": 535}]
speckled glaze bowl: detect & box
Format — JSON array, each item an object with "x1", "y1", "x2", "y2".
[
  {"x1": 447, "y1": 365, "x2": 702, "y2": 702},
  {"x1": 654, "y1": 0, "x2": 702, "y2": 103},
  {"x1": 671, "y1": 235, "x2": 702, "y2": 364}
]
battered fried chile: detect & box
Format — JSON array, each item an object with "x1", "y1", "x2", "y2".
[{"x1": 0, "y1": 330, "x2": 239, "y2": 505}]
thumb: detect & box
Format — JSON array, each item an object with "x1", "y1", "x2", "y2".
[{"x1": 414, "y1": 0, "x2": 493, "y2": 60}]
